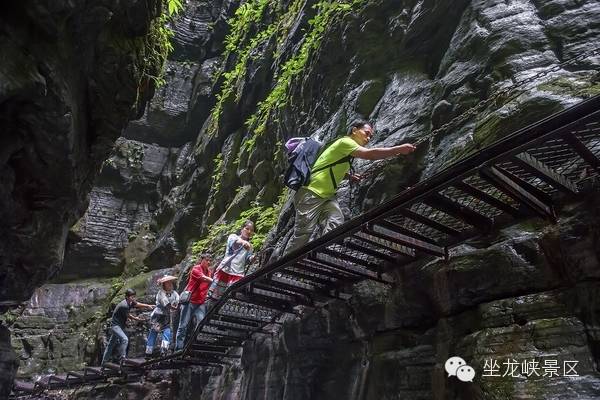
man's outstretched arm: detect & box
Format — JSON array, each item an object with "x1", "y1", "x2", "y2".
[
  {"x1": 351, "y1": 143, "x2": 416, "y2": 160},
  {"x1": 134, "y1": 302, "x2": 155, "y2": 310},
  {"x1": 128, "y1": 314, "x2": 144, "y2": 322}
]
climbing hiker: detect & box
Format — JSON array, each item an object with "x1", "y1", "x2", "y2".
[
  {"x1": 206, "y1": 220, "x2": 256, "y2": 305},
  {"x1": 285, "y1": 119, "x2": 416, "y2": 254},
  {"x1": 174, "y1": 254, "x2": 213, "y2": 351},
  {"x1": 101, "y1": 288, "x2": 154, "y2": 365},
  {"x1": 145, "y1": 275, "x2": 180, "y2": 356}
]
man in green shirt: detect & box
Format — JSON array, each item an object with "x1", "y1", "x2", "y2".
[{"x1": 285, "y1": 120, "x2": 416, "y2": 254}]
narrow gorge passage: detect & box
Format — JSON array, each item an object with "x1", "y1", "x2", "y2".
[{"x1": 2, "y1": 1, "x2": 600, "y2": 399}]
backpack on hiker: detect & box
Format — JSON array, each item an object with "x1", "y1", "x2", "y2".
[{"x1": 283, "y1": 137, "x2": 353, "y2": 191}]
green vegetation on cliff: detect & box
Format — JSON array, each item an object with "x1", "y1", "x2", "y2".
[
  {"x1": 538, "y1": 75, "x2": 600, "y2": 98},
  {"x1": 224, "y1": 0, "x2": 271, "y2": 53},
  {"x1": 211, "y1": 153, "x2": 225, "y2": 193},
  {"x1": 208, "y1": 0, "x2": 304, "y2": 135},
  {"x1": 191, "y1": 192, "x2": 287, "y2": 257},
  {"x1": 140, "y1": 0, "x2": 184, "y2": 87},
  {"x1": 199, "y1": 0, "x2": 370, "y2": 255},
  {"x1": 209, "y1": 0, "x2": 368, "y2": 148},
  {"x1": 243, "y1": 0, "x2": 369, "y2": 151}
]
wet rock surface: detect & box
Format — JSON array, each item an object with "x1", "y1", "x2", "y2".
[
  {"x1": 60, "y1": 0, "x2": 236, "y2": 281},
  {"x1": 5, "y1": 0, "x2": 237, "y2": 385},
  {"x1": 145, "y1": 0, "x2": 600, "y2": 264},
  {"x1": 0, "y1": 0, "x2": 167, "y2": 394},
  {"x1": 10, "y1": 282, "x2": 113, "y2": 378},
  {"x1": 0, "y1": 326, "x2": 17, "y2": 400},
  {"x1": 2, "y1": 1, "x2": 235, "y2": 393},
  {"x1": 8, "y1": 266, "x2": 177, "y2": 383},
  {"x1": 4, "y1": 0, "x2": 600, "y2": 399},
  {"x1": 60, "y1": 138, "x2": 175, "y2": 281},
  {"x1": 125, "y1": 61, "x2": 200, "y2": 147},
  {"x1": 0, "y1": 0, "x2": 162, "y2": 309}
]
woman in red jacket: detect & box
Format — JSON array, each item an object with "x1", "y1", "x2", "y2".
[{"x1": 174, "y1": 255, "x2": 213, "y2": 351}]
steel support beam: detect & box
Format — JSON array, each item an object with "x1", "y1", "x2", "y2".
[
  {"x1": 352, "y1": 231, "x2": 416, "y2": 258},
  {"x1": 190, "y1": 350, "x2": 241, "y2": 359},
  {"x1": 205, "y1": 321, "x2": 254, "y2": 333},
  {"x1": 365, "y1": 223, "x2": 446, "y2": 258},
  {"x1": 195, "y1": 335, "x2": 245, "y2": 347},
  {"x1": 249, "y1": 286, "x2": 301, "y2": 305},
  {"x1": 212, "y1": 314, "x2": 261, "y2": 328},
  {"x1": 269, "y1": 274, "x2": 344, "y2": 300},
  {"x1": 296, "y1": 260, "x2": 357, "y2": 281},
  {"x1": 278, "y1": 268, "x2": 333, "y2": 287},
  {"x1": 200, "y1": 327, "x2": 247, "y2": 340},
  {"x1": 423, "y1": 193, "x2": 493, "y2": 232},
  {"x1": 512, "y1": 152, "x2": 579, "y2": 194},
  {"x1": 342, "y1": 239, "x2": 397, "y2": 263},
  {"x1": 480, "y1": 166, "x2": 556, "y2": 221},
  {"x1": 453, "y1": 181, "x2": 524, "y2": 218},
  {"x1": 394, "y1": 207, "x2": 462, "y2": 237},
  {"x1": 233, "y1": 292, "x2": 297, "y2": 314},
  {"x1": 563, "y1": 132, "x2": 600, "y2": 170},
  {"x1": 215, "y1": 310, "x2": 272, "y2": 325},
  {"x1": 310, "y1": 252, "x2": 392, "y2": 284},
  {"x1": 319, "y1": 247, "x2": 382, "y2": 273}
]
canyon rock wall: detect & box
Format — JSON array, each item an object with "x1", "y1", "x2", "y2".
[
  {"x1": 4, "y1": 0, "x2": 600, "y2": 399},
  {"x1": 0, "y1": 0, "x2": 172, "y2": 396}
]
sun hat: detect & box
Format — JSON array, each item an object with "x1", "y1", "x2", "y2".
[{"x1": 157, "y1": 275, "x2": 177, "y2": 284}]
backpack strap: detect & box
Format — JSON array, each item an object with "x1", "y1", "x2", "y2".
[{"x1": 311, "y1": 155, "x2": 353, "y2": 190}]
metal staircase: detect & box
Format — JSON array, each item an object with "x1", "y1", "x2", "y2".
[{"x1": 11, "y1": 94, "x2": 600, "y2": 396}]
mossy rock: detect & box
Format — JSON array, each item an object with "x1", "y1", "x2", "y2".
[
  {"x1": 473, "y1": 96, "x2": 563, "y2": 148},
  {"x1": 538, "y1": 75, "x2": 600, "y2": 99},
  {"x1": 252, "y1": 160, "x2": 272, "y2": 186},
  {"x1": 223, "y1": 185, "x2": 255, "y2": 221},
  {"x1": 115, "y1": 140, "x2": 145, "y2": 168},
  {"x1": 356, "y1": 79, "x2": 385, "y2": 117},
  {"x1": 445, "y1": 248, "x2": 512, "y2": 272},
  {"x1": 256, "y1": 182, "x2": 283, "y2": 205},
  {"x1": 123, "y1": 223, "x2": 163, "y2": 275},
  {"x1": 70, "y1": 217, "x2": 85, "y2": 236},
  {"x1": 113, "y1": 271, "x2": 157, "y2": 305},
  {"x1": 480, "y1": 373, "x2": 516, "y2": 399}
]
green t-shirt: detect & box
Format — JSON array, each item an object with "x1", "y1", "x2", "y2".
[{"x1": 305, "y1": 137, "x2": 359, "y2": 198}]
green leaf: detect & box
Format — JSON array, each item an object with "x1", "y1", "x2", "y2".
[{"x1": 167, "y1": 0, "x2": 183, "y2": 16}]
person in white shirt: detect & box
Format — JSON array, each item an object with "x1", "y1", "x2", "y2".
[
  {"x1": 206, "y1": 220, "x2": 256, "y2": 305},
  {"x1": 145, "y1": 275, "x2": 179, "y2": 356}
]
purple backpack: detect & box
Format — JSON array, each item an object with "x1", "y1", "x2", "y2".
[{"x1": 284, "y1": 137, "x2": 307, "y2": 154}]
